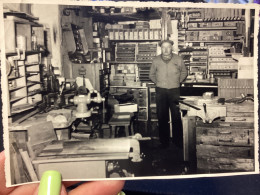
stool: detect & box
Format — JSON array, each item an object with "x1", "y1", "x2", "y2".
[{"x1": 108, "y1": 113, "x2": 134, "y2": 138}]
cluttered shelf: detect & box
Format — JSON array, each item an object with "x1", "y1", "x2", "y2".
[
  {"x1": 85, "y1": 10, "x2": 161, "y2": 22},
  {"x1": 184, "y1": 40, "x2": 243, "y2": 43},
  {"x1": 6, "y1": 50, "x2": 45, "y2": 57},
  {"x1": 187, "y1": 27, "x2": 237, "y2": 31},
  {"x1": 108, "y1": 61, "x2": 152, "y2": 64}
]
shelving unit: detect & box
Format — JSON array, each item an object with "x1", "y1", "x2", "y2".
[
  {"x1": 7, "y1": 53, "x2": 43, "y2": 117},
  {"x1": 4, "y1": 14, "x2": 44, "y2": 119},
  {"x1": 179, "y1": 10, "x2": 245, "y2": 80}
]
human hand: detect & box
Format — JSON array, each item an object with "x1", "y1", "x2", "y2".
[{"x1": 0, "y1": 151, "x2": 125, "y2": 195}]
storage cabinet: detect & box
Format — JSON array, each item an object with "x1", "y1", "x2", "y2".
[{"x1": 196, "y1": 102, "x2": 254, "y2": 173}]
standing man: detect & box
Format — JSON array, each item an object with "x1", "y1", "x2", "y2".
[{"x1": 149, "y1": 40, "x2": 188, "y2": 149}]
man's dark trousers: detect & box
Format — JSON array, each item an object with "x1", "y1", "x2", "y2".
[{"x1": 156, "y1": 87, "x2": 183, "y2": 148}]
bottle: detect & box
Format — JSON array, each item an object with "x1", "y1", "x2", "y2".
[{"x1": 31, "y1": 30, "x2": 37, "y2": 51}]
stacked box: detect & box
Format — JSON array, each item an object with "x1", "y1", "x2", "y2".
[
  {"x1": 135, "y1": 21, "x2": 150, "y2": 29},
  {"x1": 210, "y1": 36, "x2": 222, "y2": 41},
  {"x1": 222, "y1": 30, "x2": 234, "y2": 36},
  {"x1": 211, "y1": 22, "x2": 223, "y2": 27},
  {"x1": 199, "y1": 22, "x2": 212, "y2": 28},
  {"x1": 224, "y1": 22, "x2": 237, "y2": 27},
  {"x1": 188, "y1": 23, "x2": 198, "y2": 28},
  {"x1": 222, "y1": 36, "x2": 234, "y2": 41},
  {"x1": 136, "y1": 43, "x2": 157, "y2": 62},
  {"x1": 116, "y1": 43, "x2": 136, "y2": 62},
  {"x1": 198, "y1": 36, "x2": 210, "y2": 41}
]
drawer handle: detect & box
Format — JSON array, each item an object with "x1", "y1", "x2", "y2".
[
  {"x1": 233, "y1": 118, "x2": 246, "y2": 121},
  {"x1": 219, "y1": 138, "x2": 233, "y2": 143},
  {"x1": 218, "y1": 150, "x2": 229, "y2": 154},
  {"x1": 219, "y1": 131, "x2": 232, "y2": 134}
]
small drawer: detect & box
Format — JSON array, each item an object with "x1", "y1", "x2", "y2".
[
  {"x1": 196, "y1": 127, "x2": 254, "y2": 146},
  {"x1": 196, "y1": 145, "x2": 254, "y2": 159},
  {"x1": 197, "y1": 157, "x2": 254, "y2": 172}
]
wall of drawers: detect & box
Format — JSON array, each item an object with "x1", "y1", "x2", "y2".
[{"x1": 196, "y1": 102, "x2": 255, "y2": 173}]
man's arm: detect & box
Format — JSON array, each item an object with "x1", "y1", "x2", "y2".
[
  {"x1": 149, "y1": 60, "x2": 157, "y2": 84},
  {"x1": 179, "y1": 57, "x2": 188, "y2": 82}
]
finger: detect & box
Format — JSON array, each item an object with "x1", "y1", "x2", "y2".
[
  {"x1": 9, "y1": 183, "x2": 38, "y2": 195},
  {"x1": 68, "y1": 180, "x2": 125, "y2": 195},
  {"x1": 0, "y1": 151, "x2": 16, "y2": 194},
  {"x1": 60, "y1": 184, "x2": 68, "y2": 195}
]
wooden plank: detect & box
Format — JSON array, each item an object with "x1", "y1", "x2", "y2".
[
  {"x1": 27, "y1": 121, "x2": 56, "y2": 146},
  {"x1": 226, "y1": 102, "x2": 254, "y2": 113},
  {"x1": 10, "y1": 143, "x2": 23, "y2": 184},
  {"x1": 196, "y1": 133, "x2": 254, "y2": 146},
  {"x1": 19, "y1": 149, "x2": 38, "y2": 181},
  {"x1": 226, "y1": 112, "x2": 255, "y2": 117},
  {"x1": 196, "y1": 145, "x2": 254, "y2": 159},
  {"x1": 225, "y1": 117, "x2": 254, "y2": 123},
  {"x1": 197, "y1": 157, "x2": 254, "y2": 172}
]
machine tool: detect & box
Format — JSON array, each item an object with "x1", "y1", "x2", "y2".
[{"x1": 70, "y1": 90, "x2": 105, "y2": 118}]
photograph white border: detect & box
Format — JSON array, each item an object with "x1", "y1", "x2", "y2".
[{"x1": 1, "y1": 0, "x2": 259, "y2": 187}]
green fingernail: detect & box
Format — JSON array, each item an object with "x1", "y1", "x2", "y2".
[
  {"x1": 38, "y1": 170, "x2": 61, "y2": 195},
  {"x1": 118, "y1": 191, "x2": 126, "y2": 195}
]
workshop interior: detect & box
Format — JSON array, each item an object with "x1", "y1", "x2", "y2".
[{"x1": 2, "y1": 3, "x2": 257, "y2": 185}]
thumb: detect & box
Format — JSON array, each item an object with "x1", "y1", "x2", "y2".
[{"x1": 36, "y1": 170, "x2": 63, "y2": 195}]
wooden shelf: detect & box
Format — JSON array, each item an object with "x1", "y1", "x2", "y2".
[
  {"x1": 25, "y1": 63, "x2": 40, "y2": 67},
  {"x1": 11, "y1": 103, "x2": 35, "y2": 115},
  {"x1": 6, "y1": 50, "x2": 44, "y2": 57},
  {"x1": 188, "y1": 19, "x2": 244, "y2": 23},
  {"x1": 187, "y1": 27, "x2": 237, "y2": 31},
  {"x1": 86, "y1": 10, "x2": 161, "y2": 23},
  {"x1": 185, "y1": 40, "x2": 243, "y2": 43},
  {"x1": 110, "y1": 39, "x2": 160, "y2": 42},
  {"x1": 9, "y1": 86, "x2": 26, "y2": 92},
  {"x1": 109, "y1": 61, "x2": 152, "y2": 64},
  {"x1": 8, "y1": 76, "x2": 25, "y2": 80},
  {"x1": 4, "y1": 15, "x2": 42, "y2": 27},
  {"x1": 10, "y1": 96, "x2": 27, "y2": 103},
  {"x1": 28, "y1": 90, "x2": 42, "y2": 97}
]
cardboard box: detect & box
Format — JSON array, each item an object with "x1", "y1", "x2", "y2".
[
  {"x1": 212, "y1": 22, "x2": 223, "y2": 27},
  {"x1": 187, "y1": 36, "x2": 198, "y2": 41},
  {"x1": 188, "y1": 23, "x2": 198, "y2": 28},
  {"x1": 222, "y1": 36, "x2": 234, "y2": 41},
  {"x1": 114, "y1": 103, "x2": 138, "y2": 113},
  {"x1": 224, "y1": 22, "x2": 237, "y2": 27},
  {"x1": 198, "y1": 36, "x2": 210, "y2": 41},
  {"x1": 222, "y1": 30, "x2": 234, "y2": 36},
  {"x1": 199, "y1": 22, "x2": 212, "y2": 28},
  {"x1": 186, "y1": 31, "x2": 199, "y2": 37},
  {"x1": 210, "y1": 36, "x2": 222, "y2": 41}
]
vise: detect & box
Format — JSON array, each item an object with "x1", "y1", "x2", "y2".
[{"x1": 71, "y1": 90, "x2": 105, "y2": 118}]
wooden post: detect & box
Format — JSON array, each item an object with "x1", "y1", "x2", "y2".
[{"x1": 161, "y1": 8, "x2": 168, "y2": 40}]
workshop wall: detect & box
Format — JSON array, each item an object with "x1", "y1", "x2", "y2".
[{"x1": 31, "y1": 4, "x2": 62, "y2": 76}]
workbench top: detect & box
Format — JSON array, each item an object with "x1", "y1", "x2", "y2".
[{"x1": 9, "y1": 109, "x2": 76, "y2": 131}]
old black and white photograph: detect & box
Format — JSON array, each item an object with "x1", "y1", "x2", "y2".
[{"x1": 1, "y1": 1, "x2": 259, "y2": 187}]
